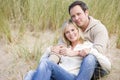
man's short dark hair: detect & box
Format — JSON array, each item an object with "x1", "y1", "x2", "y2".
[{"x1": 68, "y1": 1, "x2": 88, "y2": 14}]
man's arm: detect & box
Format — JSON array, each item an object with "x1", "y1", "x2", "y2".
[{"x1": 92, "y1": 24, "x2": 109, "y2": 54}]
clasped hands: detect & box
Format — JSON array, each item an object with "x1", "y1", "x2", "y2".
[
  {"x1": 51, "y1": 45, "x2": 90, "y2": 57},
  {"x1": 51, "y1": 45, "x2": 70, "y2": 56}
]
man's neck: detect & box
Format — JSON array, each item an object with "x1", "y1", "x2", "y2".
[{"x1": 81, "y1": 17, "x2": 90, "y2": 32}]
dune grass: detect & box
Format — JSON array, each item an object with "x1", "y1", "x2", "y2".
[{"x1": 0, "y1": 0, "x2": 120, "y2": 46}]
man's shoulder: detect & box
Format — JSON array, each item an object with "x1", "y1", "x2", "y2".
[
  {"x1": 89, "y1": 17, "x2": 107, "y2": 32},
  {"x1": 87, "y1": 16, "x2": 106, "y2": 32},
  {"x1": 90, "y1": 16, "x2": 106, "y2": 28}
]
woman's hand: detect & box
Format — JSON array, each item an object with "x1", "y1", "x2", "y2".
[
  {"x1": 59, "y1": 47, "x2": 77, "y2": 57},
  {"x1": 51, "y1": 44, "x2": 66, "y2": 54}
]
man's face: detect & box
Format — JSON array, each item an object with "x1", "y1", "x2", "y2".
[{"x1": 70, "y1": 5, "x2": 88, "y2": 28}]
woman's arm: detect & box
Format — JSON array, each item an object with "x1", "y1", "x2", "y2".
[{"x1": 58, "y1": 47, "x2": 83, "y2": 57}]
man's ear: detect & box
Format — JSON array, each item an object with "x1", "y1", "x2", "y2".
[{"x1": 85, "y1": 10, "x2": 89, "y2": 16}]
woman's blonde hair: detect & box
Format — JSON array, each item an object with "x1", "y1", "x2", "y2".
[{"x1": 61, "y1": 19, "x2": 85, "y2": 46}]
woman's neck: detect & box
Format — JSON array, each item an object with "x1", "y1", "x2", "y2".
[{"x1": 71, "y1": 40, "x2": 81, "y2": 49}]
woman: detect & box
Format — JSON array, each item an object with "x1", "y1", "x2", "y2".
[{"x1": 24, "y1": 19, "x2": 111, "y2": 80}]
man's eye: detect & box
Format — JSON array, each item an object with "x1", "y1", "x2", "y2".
[
  {"x1": 77, "y1": 13, "x2": 81, "y2": 16},
  {"x1": 71, "y1": 15, "x2": 75, "y2": 19},
  {"x1": 71, "y1": 29, "x2": 74, "y2": 31}
]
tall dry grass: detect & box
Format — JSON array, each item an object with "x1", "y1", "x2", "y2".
[{"x1": 0, "y1": 0, "x2": 120, "y2": 46}]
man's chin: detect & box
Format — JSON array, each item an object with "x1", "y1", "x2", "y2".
[
  {"x1": 77, "y1": 25, "x2": 82, "y2": 28},
  {"x1": 76, "y1": 23, "x2": 82, "y2": 27}
]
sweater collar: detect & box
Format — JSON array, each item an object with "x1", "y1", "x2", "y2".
[{"x1": 84, "y1": 16, "x2": 100, "y2": 32}]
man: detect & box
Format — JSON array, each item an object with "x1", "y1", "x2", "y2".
[{"x1": 56, "y1": 1, "x2": 111, "y2": 80}]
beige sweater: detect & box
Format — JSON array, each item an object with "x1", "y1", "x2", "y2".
[
  {"x1": 83, "y1": 16, "x2": 111, "y2": 72},
  {"x1": 83, "y1": 16, "x2": 109, "y2": 54}
]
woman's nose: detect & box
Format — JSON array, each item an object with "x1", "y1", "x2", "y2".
[{"x1": 69, "y1": 31, "x2": 73, "y2": 35}]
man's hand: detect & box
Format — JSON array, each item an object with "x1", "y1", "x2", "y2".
[{"x1": 79, "y1": 48, "x2": 90, "y2": 57}]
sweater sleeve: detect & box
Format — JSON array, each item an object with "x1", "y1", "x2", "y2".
[
  {"x1": 39, "y1": 47, "x2": 51, "y2": 62},
  {"x1": 92, "y1": 23, "x2": 109, "y2": 54},
  {"x1": 89, "y1": 47, "x2": 111, "y2": 73}
]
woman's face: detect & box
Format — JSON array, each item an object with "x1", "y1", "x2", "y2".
[{"x1": 64, "y1": 24, "x2": 79, "y2": 43}]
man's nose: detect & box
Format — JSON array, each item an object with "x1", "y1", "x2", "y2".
[{"x1": 75, "y1": 16, "x2": 79, "y2": 20}]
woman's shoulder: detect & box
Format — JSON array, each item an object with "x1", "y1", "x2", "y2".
[
  {"x1": 83, "y1": 40, "x2": 93, "y2": 45},
  {"x1": 74, "y1": 41, "x2": 93, "y2": 50}
]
